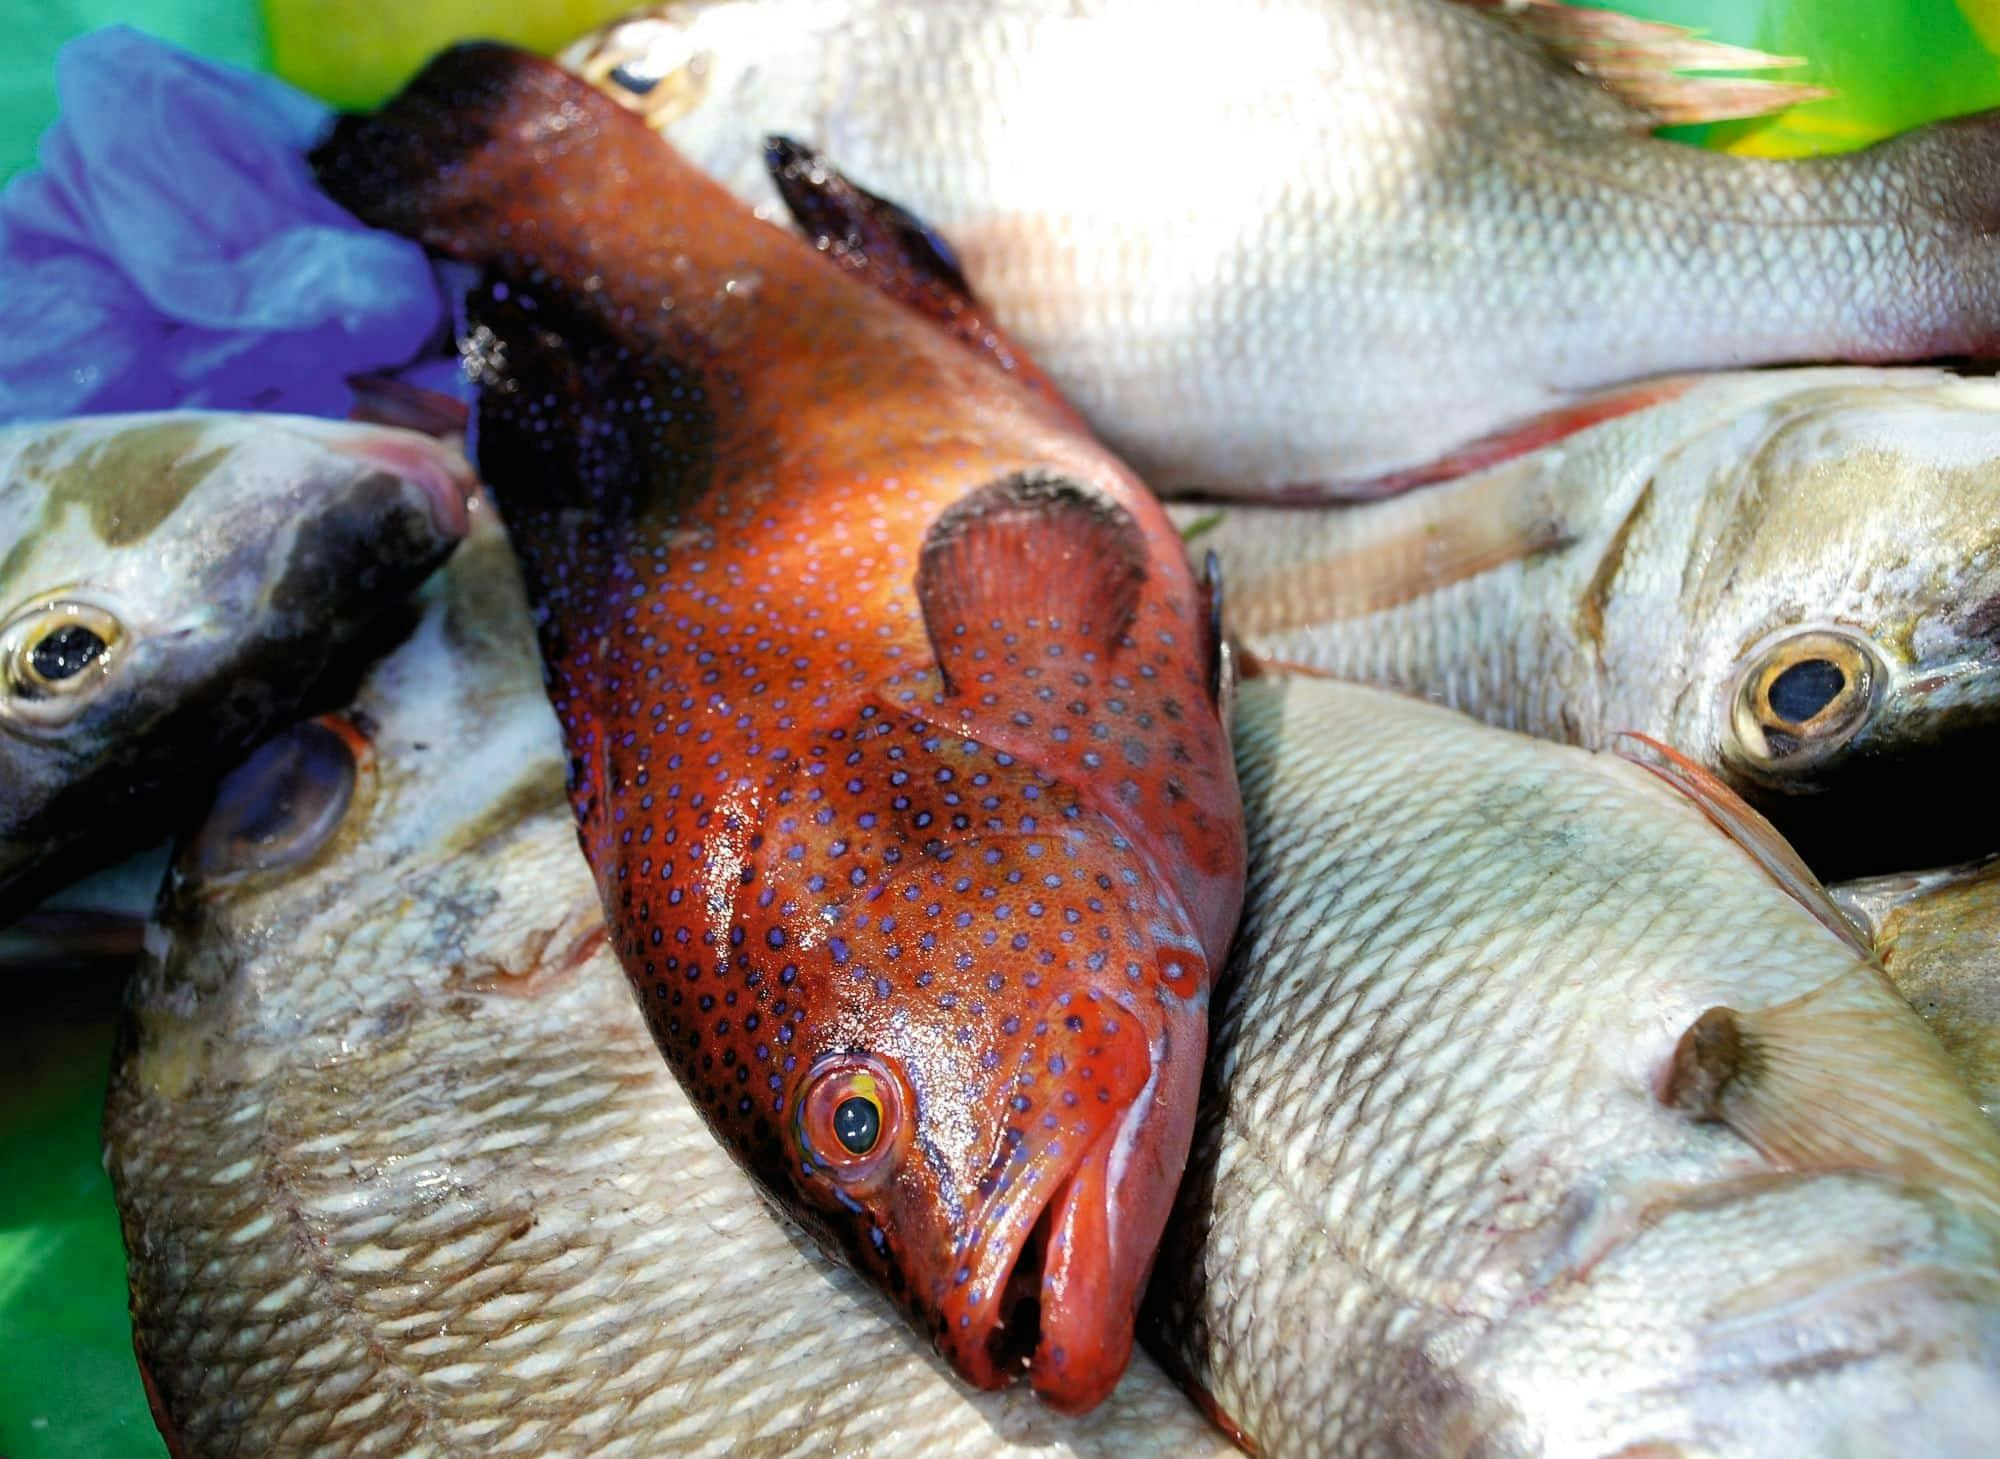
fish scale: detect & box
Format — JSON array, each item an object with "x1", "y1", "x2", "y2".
[
  {"x1": 312, "y1": 44, "x2": 1243, "y2": 1410},
  {"x1": 107, "y1": 504, "x2": 1235, "y2": 1458},
  {"x1": 1149, "y1": 674, "x2": 2000, "y2": 1457},
  {"x1": 567, "y1": 0, "x2": 2000, "y2": 496},
  {"x1": 1174, "y1": 367, "x2": 2000, "y2": 873}
]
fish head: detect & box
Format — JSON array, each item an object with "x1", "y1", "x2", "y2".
[
  {"x1": 693, "y1": 764, "x2": 1214, "y2": 1415},
  {"x1": 151, "y1": 497, "x2": 563, "y2": 967},
  {"x1": 1671, "y1": 378, "x2": 2000, "y2": 871},
  {"x1": 0, "y1": 412, "x2": 474, "y2": 888}
]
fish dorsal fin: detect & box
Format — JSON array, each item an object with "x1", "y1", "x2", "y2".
[
  {"x1": 918, "y1": 471, "x2": 1147, "y2": 698},
  {"x1": 764, "y1": 137, "x2": 1082, "y2": 415},
  {"x1": 1612, "y1": 732, "x2": 1871, "y2": 958},
  {"x1": 1447, "y1": 0, "x2": 1833, "y2": 128},
  {"x1": 765, "y1": 135, "x2": 973, "y2": 296},
  {"x1": 1661, "y1": 987, "x2": 2000, "y2": 1222}
]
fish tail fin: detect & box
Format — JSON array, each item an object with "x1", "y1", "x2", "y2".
[{"x1": 310, "y1": 43, "x2": 573, "y2": 259}]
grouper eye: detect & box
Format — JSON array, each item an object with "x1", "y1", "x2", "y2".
[
  {"x1": 795, "y1": 1052, "x2": 910, "y2": 1184},
  {"x1": 1, "y1": 600, "x2": 126, "y2": 721},
  {"x1": 1728, "y1": 629, "x2": 1878, "y2": 773}
]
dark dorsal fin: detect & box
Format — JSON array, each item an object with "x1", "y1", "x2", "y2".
[
  {"x1": 462, "y1": 268, "x2": 715, "y2": 839},
  {"x1": 916, "y1": 471, "x2": 1147, "y2": 698},
  {"x1": 764, "y1": 137, "x2": 1081, "y2": 415},
  {"x1": 463, "y1": 269, "x2": 713, "y2": 533},
  {"x1": 765, "y1": 135, "x2": 972, "y2": 296}
]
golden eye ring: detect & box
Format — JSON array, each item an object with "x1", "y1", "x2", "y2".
[
  {"x1": 1, "y1": 599, "x2": 127, "y2": 726},
  {"x1": 793, "y1": 1051, "x2": 911, "y2": 1186},
  {"x1": 1727, "y1": 628, "x2": 1878, "y2": 773}
]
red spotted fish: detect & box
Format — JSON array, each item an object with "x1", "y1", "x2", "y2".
[{"x1": 311, "y1": 44, "x2": 1244, "y2": 1413}]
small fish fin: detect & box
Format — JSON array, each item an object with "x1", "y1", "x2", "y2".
[
  {"x1": 765, "y1": 135, "x2": 973, "y2": 297},
  {"x1": 1613, "y1": 732, "x2": 1872, "y2": 958},
  {"x1": 1235, "y1": 652, "x2": 1333, "y2": 682},
  {"x1": 0, "y1": 907, "x2": 146, "y2": 971},
  {"x1": 346, "y1": 372, "x2": 472, "y2": 438},
  {"x1": 1447, "y1": 0, "x2": 1834, "y2": 128},
  {"x1": 763, "y1": 137, "x2": 1083, "y2": 416},
  {"x1": 1661, "y1": 987, "x2": 2000, "y2": 1221},
  {"x1": 1176, "y1": 509, "x2": 1225, "y2": 543},
  {"x1": 917, "y1": 471, "x2": 1147, "y2": 697},
  {"x1": 1199, "y1": 549, "x2": 1227, "y2": 707},
  {"x1": 1229, "y1": 458, "x2": 1566, "y2": 638},
  {"x1": 1300, "y1": 376, "x2": 1704, "y2": 503},
  {"x1": 1829, "y1": 855, "x2": 2000, "y2": 944}
]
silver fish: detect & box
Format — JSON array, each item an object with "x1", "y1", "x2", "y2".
[
  {"x1": 0, "y1": 411, "x2": 473, "y2": 917},
  {"x1": 105, "y1": 501, "x2": 1233, "y2": 1459},
  {"x1": 563, "y1": 0, "x2": 2000, "y2": 497},
  {"x1": 1174, "y1": 367, "x2": 2000, "y2": 874},
  {"x1": 1835, "y1": 858, "x2": 2000, "y2": 1122},
  {"x1": 1149, "y1": 672, "x2": 2000, "y2": 1458}
]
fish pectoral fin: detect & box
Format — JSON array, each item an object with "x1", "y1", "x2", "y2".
[
  {"x1": 1198, "y1": 549, "x2": 1229, "y2": 711},
  {"x1": 1445, "y1": 0, "x2": 1834, "y2": 128},
  {"x1": 1660, "y1": 986, "x2": 2000, "y2": 1222},
  {"x1": 763, "y1": 137, "x2": 1080, "y2": 411},
  {"x1": 917, "y1": 470, "x2": 1148, "y2": 698},
  {"x1": 345, "y1": 371, "x2": 472, "y2": 439},
  {"x1": 1310, "y1": 377, "x2": 1704, "y2": 502},
  {"x1": 1612, "y1": 732, "x2": 1872, "y2": 958}
]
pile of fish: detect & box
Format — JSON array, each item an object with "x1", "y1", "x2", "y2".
[{"x1": 6, "y1": 1, "x2": 2000, "y2": 1455}]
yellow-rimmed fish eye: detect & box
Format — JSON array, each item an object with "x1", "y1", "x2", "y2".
[
  {"x1": 1727, "y1": 628, "x2": 1878, "y2": 773},
  {"x1": 569, "y1": 15, "x2": 712, "y2": 128},
  {"x1": 794, "y1": 1051, "x2": 911, "y2": 1186},
  {"x1": 1, "y1": 600, "x2": 126, "y2": 721}
]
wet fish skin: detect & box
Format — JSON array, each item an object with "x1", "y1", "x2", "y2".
[
  {"x1": 1176, "y1": 367, "x2": 2000, "y2": 870},
  {"x1": 311, "y1": 46, "x2": 1244, "y2": 1412},
  {"x1": 1148, "y1": 673, "x2": 2000, "y2": 1459},
  {"x1": 565, "y1": 0, "x2": 2000, "y2": 496},
  {"x1": 1835, "y1": 858, "x2": 2000, "y2": 1122},
  {"x1": 105, "y1": 502, "x2": 1236, "y2": 1459},
  {"x1": 0, "y1": 411, "x2": 473, "y2": 918}
]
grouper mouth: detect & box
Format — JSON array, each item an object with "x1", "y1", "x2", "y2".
[{"x1": 936, "y1": 995, "x2": 1203, "y2": 1413}]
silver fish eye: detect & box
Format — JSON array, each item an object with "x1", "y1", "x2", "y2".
[
  {"x1": 564, "y1": 16, "x2": 713, "y2": 126},
  {"x1": 0, "y1": 598, "x2": 127, "y2": 728},
  {"x1": 1726, "y1": 627, "x2": 1880, "y2": 776}
]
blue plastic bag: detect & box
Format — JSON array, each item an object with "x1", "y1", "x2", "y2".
[{"x1": 0, "y1": 26, "x2": 446, "y2": 424}]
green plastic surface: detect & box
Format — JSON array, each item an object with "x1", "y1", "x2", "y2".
[{"x1": 0, "y1": 3, "x2": 1996, "y2": 1456}]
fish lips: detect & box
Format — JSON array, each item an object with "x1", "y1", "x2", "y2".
[
  {"x1": 926, "y1": 987, "x2": 1203, "y2": 1412},
  {"x1": 320, "y1": 425, "x2": 479, "y2": 542}
]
